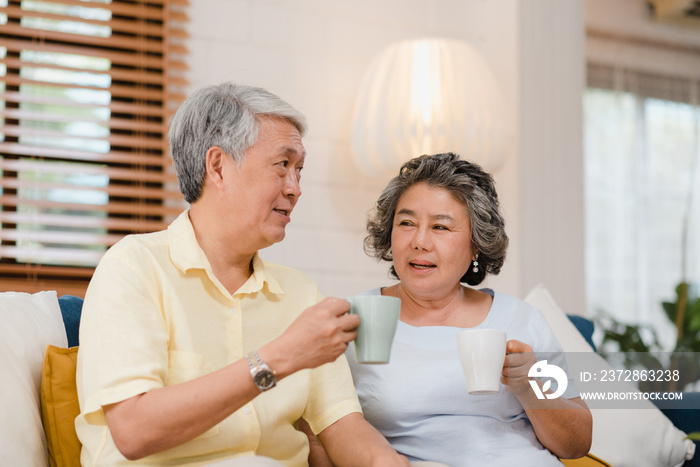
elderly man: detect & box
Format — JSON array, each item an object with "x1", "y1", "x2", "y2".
[{"x1": 75, "y1": 83, "x2": 409, "y2": 467}]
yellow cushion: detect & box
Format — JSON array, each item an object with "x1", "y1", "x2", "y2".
[
  {"x1": 40, "y1": 345, "x2": 82, "y2": 467},
  {"x1": 560, "y1": 453, "x2": 611, "y2": 467}
]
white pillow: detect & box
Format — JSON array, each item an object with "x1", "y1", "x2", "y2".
[
  {"x1": 524, "y1": 284, "x2": 695, "y2": 467},
  {"x1": 0, "y1": 291, "x2": 68, "y2": 467}
]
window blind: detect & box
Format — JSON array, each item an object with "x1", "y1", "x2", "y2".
[
  {"x1": 588, "y1": 62, "x2": 699, "y2": 105},
  {"x1": 0, "y1": 0, "x2": 188, "y2": 296}
]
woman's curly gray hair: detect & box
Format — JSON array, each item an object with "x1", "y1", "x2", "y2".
[{"x1": 364, "y1": 152, "x2": 508, "y2": 285}]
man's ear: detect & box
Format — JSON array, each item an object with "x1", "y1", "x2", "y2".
[{"x1": 204, "y1": 146, "x2": 227, "y2": 190}]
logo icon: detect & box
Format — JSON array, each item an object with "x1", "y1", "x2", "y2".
[{"x1": 528, "y1": 360, "x2": 568, "y2": 400}]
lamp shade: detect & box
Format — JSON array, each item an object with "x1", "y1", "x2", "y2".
[{"x1": 351, "y1": 38, "x2": 510, "y2": 176}]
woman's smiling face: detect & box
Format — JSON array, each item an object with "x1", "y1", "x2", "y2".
[{"x1": 391, "y1": 182, "x2": 474, "y2": 299}]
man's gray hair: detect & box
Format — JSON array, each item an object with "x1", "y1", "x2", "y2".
[
  {"x1": 364, "y1": 152, "x2": 509, "y2": 286},
  {"x1": 168, "y1": 82, "x2": 307, "y2": 203}
]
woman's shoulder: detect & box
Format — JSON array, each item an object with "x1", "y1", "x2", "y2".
[
  {"x1": 487, "y1": 289, "x2": 549, "y2": 323},
  {"x1": 356, "y1": 287, "x2": 384, "y2": 296},
  {"x1": 488, "y1": 288, "x2": 534, "y2": 309},
  {"x1": 487, "y1": 289, "x2": 563, "y2": 350}
]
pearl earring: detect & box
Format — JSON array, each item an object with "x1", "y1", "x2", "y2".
[{"x1": 472, "y1": 254, "x2": 479, "y2": 273}]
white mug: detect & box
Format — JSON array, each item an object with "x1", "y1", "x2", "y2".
[{"x1": 457, "y1": 329, "x2": 507, "y2": 395}]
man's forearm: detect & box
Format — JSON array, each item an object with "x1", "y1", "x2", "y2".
[{"x1": 104, "y1": 358, "x2": 261, "y2": 460}]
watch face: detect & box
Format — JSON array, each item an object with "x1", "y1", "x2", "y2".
[{"x1": 254, "y1": 369, "x2": 276, "y2": 390}]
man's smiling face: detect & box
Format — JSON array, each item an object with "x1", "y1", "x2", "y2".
[{"x1": 221, "y1": 117, "x2": 306, "y2": 251}]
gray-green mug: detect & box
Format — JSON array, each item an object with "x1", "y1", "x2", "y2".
[{"x1": 347, "y1": 295, "x2": 401, "y2": 364}]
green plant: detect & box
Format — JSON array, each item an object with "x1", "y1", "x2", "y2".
[
  {"x1": 595, "y1": 284, "x2": 700, "y2": 392},
  {"x1": 596, "y1": 311, "x2": 666, "y2": 390},
  {"x1": 597, "y1": 311, "x2": 662, "y2": 354},
  {"x1": 662, "y1": 282, "x2": 700, "y2": 352}
]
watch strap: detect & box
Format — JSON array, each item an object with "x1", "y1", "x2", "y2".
[
  {"x1": 252, "y1": 351, "x2": 267, "y2": 369},
  {"x1": 246, "y1": 352, "x2": 256, "y2": 372},
  {"x1": 246, "y1": 350, "x2": 276, "y2": 391}
]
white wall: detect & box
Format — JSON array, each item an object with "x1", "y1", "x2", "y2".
[
  {"x1": 185, "y1": 0, "x2": 586, "y2": 312},
  {"x1": 517, "y1": 0, "x2": 586, "y2": 316}
]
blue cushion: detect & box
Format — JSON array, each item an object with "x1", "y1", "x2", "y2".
[
  {"x1": 567, "y1": 314, "x2": 596, "y2": 352},
  {"x1": 58, "y1": 295, "x2": 83, "y2": 348}
]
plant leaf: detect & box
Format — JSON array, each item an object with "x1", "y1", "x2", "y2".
[{"x1": 662, "y1": 301, "x2": 677, "y2": 324}]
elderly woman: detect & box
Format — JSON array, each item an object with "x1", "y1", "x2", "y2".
[{"x1": 345, "y1": 153, "x2": 592, "y2": 467}]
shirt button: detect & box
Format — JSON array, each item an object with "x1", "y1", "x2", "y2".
[
  {"x1": 230, "y1": 306, "x2": 236, "y2": 315},
  {"x1": 243, "y1": 407, "x2": 251, "y2": 415}
]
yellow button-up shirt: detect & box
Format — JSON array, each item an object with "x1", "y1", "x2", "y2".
[{"x1": 75, "y1": 211, "x2": 361, "y2": 466}]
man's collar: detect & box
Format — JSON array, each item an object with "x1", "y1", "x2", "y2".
[
  {"x1": 237, "y1": 253, "x2": 284, "y2": 296},
  {"x1": 168, "y1": 210, "x2": 208, "y2": 273},
  {"x1": 168, "y1": 210, "x2": 284, "y2": 297}
]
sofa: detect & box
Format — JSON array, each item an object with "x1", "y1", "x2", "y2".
[
  {"x1": 0, "y1": 287, "x2": 697, "y2": 467},
  {"x1": 1, "y1": 291, "x2": 82, "y2": 467}
]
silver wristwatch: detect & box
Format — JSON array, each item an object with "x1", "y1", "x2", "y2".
[{"x1": 246, "y1": 351, "x2": 277, "y2": 392}]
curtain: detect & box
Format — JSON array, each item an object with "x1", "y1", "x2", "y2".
[
  {"x1": 0, "y1": 0, "x2": 188, "y2": 296},
  {"x1": 584, "y1": 62, "x2": 700, "y2": 349}
]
